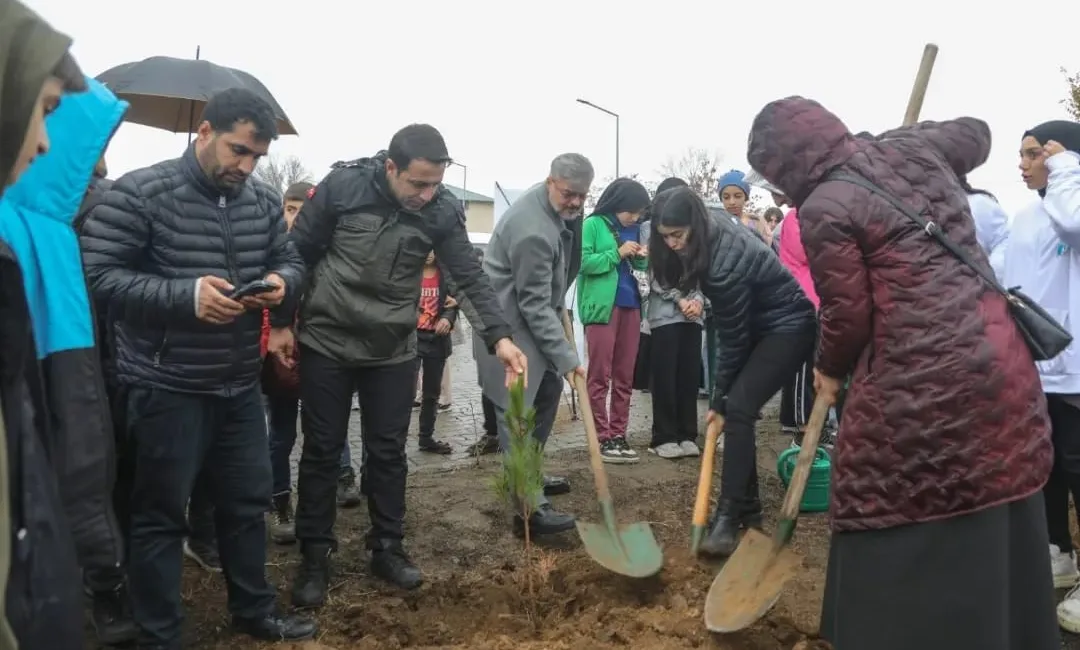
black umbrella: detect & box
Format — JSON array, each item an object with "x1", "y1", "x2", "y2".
[{"x1": 95, "y1": 54, "x2": 298, "y2": 135}]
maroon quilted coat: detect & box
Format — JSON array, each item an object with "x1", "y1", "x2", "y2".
[{"x1": 747, "y1": 96, "x2": 1052, "y2": 532}]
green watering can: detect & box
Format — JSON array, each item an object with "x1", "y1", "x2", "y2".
[{"x1": 777, "y1": 446, "x2": 831, "y2": 513}]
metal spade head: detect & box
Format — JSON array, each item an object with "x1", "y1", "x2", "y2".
[
  {"x1": 704, "y1": 528, "x2": 803, "y2": 633},
  {"x1": 575, "y1": 519, "x2": 664, "y2": 579}
]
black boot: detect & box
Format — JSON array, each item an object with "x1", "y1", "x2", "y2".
[
  {"x1": 233, "y1": 607, "x2": 317, "y2": 642},
  {"x1": 89, "y1": 583, "x2": 138, "y2": 645},
  {"x1": 269, "y1": 492, "x2": 296, "y2": 545},
  {"x1": 337, "y1": 466, "x2": 362, "y2": 508},
  {"x1": 542, "y1": 475, "x2": 570, "y2": 496},
  {"x1": 370, "y1": 541, "x2": 424, "y2": 590},
  {"x1": 291, "y1": 543, "x2": 332, "y2": 608},
  {"x1": 513, "y1": 502, "x2": 576, "y2": 537},
  {"x1": 699, "y1": 498, "x2": 740, "y2": 557}
]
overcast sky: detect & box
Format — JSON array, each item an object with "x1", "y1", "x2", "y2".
[{"x1": 29, "y1": 0, "x2": 1080, "y2": 217}]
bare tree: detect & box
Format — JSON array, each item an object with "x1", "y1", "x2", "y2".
[
  {"x1": 254, "y1": 155, "x2": 313, "y2": 194},
  {"x1": 657, "y1": 147, "x2": 723, "y2": 197},
  {"x1": 1062, "y1": 67, "x2": 1080, "y2": 120}
]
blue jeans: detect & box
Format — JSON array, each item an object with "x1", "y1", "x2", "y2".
[{"x1": 267, "y1": 396, "x2": 354, "y2": 497}]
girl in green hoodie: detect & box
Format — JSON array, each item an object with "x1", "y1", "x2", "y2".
[{"x1": 577, "y1": 178, "x2": 651, "y2": 463}]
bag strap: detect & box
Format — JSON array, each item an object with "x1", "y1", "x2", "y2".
[{"x1": 826, "y1": 171, "x2": 1008, "y2": 296}]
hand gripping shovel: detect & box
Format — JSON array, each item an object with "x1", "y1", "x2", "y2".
[
  {"x1": 704, "y1": 394, "x2": 831, "y2": 632},
  {"x1": 560, "y1": 311, "x2": 663, "y2": 578},
  {"x1": 690, "y1": 416, "x2": 723, "y2": 554}
]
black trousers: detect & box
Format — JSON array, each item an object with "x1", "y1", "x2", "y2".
[
  {"x1": 125, "y1": 383, "x2": 275, "y2": 647},
  {"x1": 481, "y1": 394, "x2": 498, "y2": 438},
  {"x1": 1044, "y1": 394, "x2": 1080, "y2": 553},
  {"x1": 720, "y1": 331, "x2": 815, "y2": 505},
  {"x1": 632, "y1": 332, "x2": 651, "y2": 390},
  {"x1": 84, "y1": 380, "x2": 136, "y2": 593},
  {"x1": 821, "y1": 491, "x2": 1059, "y2": 650},
  {"x1": 649, "y1": 322, "x2": 702, "y2": 447},
  {"x1": 414, "y1": 353, "x2": 447, "y2": 437},
  {"x1": 295, "y1": 344, "x2": 414, "y2": 551}
]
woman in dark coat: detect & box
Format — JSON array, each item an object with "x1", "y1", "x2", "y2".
[
  {"x1": 649, "y1": 186, "x2": 817, "y2": 556},
  {"x1": 747, "y1": 95, "x2": 1058, "y2": 650}
]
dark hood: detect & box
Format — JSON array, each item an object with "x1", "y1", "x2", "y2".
[
  {"x1": 746, "y1": 96, "x2": 858, "y2": 206},
  {"x1": 0, "y1": 0, "x2": 85, "y2": 196}
]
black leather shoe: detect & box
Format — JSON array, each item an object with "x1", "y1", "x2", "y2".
[
  {"x1": 291, "y1": 543, "x2": 332, "y2": 609},
  {"x1": 371, "y1": 547, "x2": 424, "y2": 590},
  {"x1": 233, "y1": 609, "x2": 317, "y2": 642},
  {"x1": 699, "y1": 498, "x2": 740, "y2": 557},
  {"x1": 466, "y1": 434, "x2": 500, "y2": 456},
  {"x1": 90, "y1": 584, "x2": 138, "y2": 645},
  {"x1": 542, "y1": 475, "x2": 570, "y2": 496},
  {"x1": 513, "y1": 503, "x2": 576, "y2": 537}
]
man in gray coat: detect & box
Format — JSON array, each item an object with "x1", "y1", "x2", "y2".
[{"x1": 474, "y1": 153, "x2": 592, "y2": 537}]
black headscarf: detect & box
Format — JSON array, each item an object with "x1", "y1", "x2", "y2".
[
  {"x1": 592, "y1": 177, "x2": 651, "y2": 221},
  {"x1": 655, "y1": 176, "x2": 688, "y2": 195},
  {"x1": 1024, "y1": 120, "x2": 1080, "y2": 196}
]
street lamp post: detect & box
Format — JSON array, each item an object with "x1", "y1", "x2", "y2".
[
  {"x1": 576, "y1": 98, "x2": 620, "y2": 177},
  {"x1": 449, "y1": 160, "x2": 467, "y2": 211}
]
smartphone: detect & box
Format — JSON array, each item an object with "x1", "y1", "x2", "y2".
[{"x1": 227, "y1": 280, "x2": 279, "y2": 300}]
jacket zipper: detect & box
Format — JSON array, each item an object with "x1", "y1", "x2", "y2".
[
  {"x1": 217, "y1": 195, "x2": 241, "y2": 389},
  {"x1": 152, "y1": 331, "x2": 171, "y2": 367},
  {"x1": 387, "y1": 239, "x2": 404, "y2": 279}
]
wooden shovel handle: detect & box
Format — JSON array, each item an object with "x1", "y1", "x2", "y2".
[
  {"x1": 902, "y1": 43, "x2": 938, "y2": 126},
  {"x1": 560, "y1": 311, "x2": 611, "y2": 501},
  {"x1": 778, "y1": 395, "x2": 832, "y2": 520},
  {"x1": 692, "y1": 417, "x2": 723, "y2": 527}
]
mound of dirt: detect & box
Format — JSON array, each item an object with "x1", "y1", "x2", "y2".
[{"x1": 332, "y1": 549, "x2": 822, "y2": 650}]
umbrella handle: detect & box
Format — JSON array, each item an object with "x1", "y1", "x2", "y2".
[{"x1": 560, "y1": 311, "x2": 612, "y2": 502}]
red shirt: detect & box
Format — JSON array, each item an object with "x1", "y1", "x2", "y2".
[{"x1": 417, "y1": 271, "x2": 440, "y2": 331}]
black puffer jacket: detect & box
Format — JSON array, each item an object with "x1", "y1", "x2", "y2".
[
  {"x1": 701, "y1": 210, "x2": 816, "y2": 406},
  {"x1": 81, "y1": 146, "x2": 305, "y2": 395}
]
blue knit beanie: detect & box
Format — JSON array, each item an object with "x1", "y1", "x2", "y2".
[{"x1": 716, "y1": 169, "x2": 750, "y2": 197}]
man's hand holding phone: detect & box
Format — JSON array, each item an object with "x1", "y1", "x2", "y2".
[
  {"x1": 196, "y1": 276, "x2": 245, "y2": 324},
  {"x1": 235, "y1": 273, "x2": 285, "y2": 309}
]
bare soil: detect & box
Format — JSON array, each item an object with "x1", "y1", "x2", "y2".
[{"x1": 175, "y1": 419, "x2": 840, "y2": 650}]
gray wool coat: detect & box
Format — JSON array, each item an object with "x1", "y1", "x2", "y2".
[{"x1": 473, "y1": 183, "x2": 580, "y2": 409}]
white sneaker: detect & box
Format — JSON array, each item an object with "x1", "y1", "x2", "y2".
[
  {"x1": 1051, "y1": 544, "x2": 1079, "y2": 588},
  {"x1": 679, "y1": 440, "x2": 702, "y2": 457},
  {"x1": 1059, "y1": 583, "x2": 1080, "y2": 633},
  {"x1": 649, "y1": 442, "x2": 684, "y2": 459}
]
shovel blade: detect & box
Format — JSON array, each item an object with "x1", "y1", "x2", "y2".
[
  {"x1": 576, "y1": 520, "x2": 664, "y2": 578},
  {"x1": 704, "y1": 528, "x2": 802, "y2": 633}
]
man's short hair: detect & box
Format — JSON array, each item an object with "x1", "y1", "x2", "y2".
[
  {"x1": 284, "y1": 181, "x2": 313, "y2": 202},
  {"x1": 387, "y1": 124, "x2": 451, "y2": 170},
  {"x1": 549, "y1": 153, "x2": 594, "y2": 189},
  {"x1": 200, "y1": 88, "x2": 279, "y2": 141}
]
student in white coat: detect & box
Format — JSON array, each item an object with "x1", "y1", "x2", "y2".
[{"x1": 1007, "y1": 120, "x2": 1080, "y2": 633}]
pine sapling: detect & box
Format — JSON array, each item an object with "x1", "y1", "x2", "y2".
[{"x1": 490, "y1": 375, "x2": 545, "y2": 591}]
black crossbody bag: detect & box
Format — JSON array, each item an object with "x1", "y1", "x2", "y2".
[{"x1": 827, "y1": 171, "x2": 1073, "y2": 361}]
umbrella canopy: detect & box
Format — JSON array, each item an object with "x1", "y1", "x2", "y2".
[{"x1": 95, "y1": 56, "x2": 297, "y2": 135}]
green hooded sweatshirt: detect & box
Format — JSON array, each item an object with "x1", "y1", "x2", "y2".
[{"x1": 576, "y1": 214, "x2": 648, "y2": 325}]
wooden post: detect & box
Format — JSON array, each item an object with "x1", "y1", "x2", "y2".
[{"x1": 902, "y1": 44, "x2": 939, "y2": 126}]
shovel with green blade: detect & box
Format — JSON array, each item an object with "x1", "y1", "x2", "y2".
[{"x1": 561, "y1": 311, "x2": 663, "y2": 578}]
